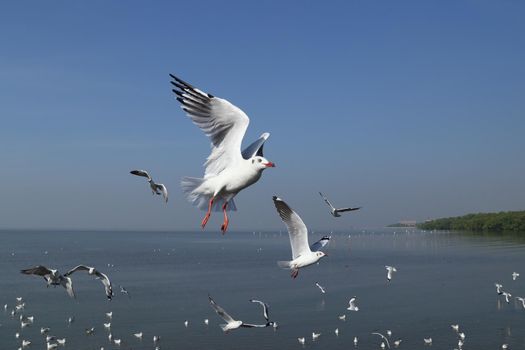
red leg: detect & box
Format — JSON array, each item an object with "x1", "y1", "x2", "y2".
[
  {"x1": 220, "y1": 202, "x2": 229, "y2": 234},
  {"x1": 291, "y1": 269, "x2": 299, "y2": 279},
  {"x1": 201, "y1": 197, "x2": 214, "y2": 229}
]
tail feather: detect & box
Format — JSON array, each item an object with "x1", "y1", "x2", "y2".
[
  {"x1": 277, "y1": 261, "x2": 292, "y2": 269},
  {"x1": 220, "y1": 324, "x2": 229, "y2": 332},
  {"x1": 181, "y1": 177, "x2": 237, "y2": 212}
]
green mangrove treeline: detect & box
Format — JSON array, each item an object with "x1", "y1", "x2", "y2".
[{"x1": 418, "y1": 211, "x2": 525, "y2": 232}]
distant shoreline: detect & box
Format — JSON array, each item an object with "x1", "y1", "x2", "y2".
[{"x1": 417, "y1": 211, "x2": 525, "y2": 232}]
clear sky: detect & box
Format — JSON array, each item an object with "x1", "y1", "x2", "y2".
[{"x1": 1, "y1": 1, "x2": 524, "y2": 231}]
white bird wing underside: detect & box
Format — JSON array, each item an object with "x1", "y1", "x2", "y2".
[
  {"x1": 171, "y1": 75, "x2": 249, "y2": 178},
  {"x1": 273, "y1": 197, "x2": 311, "y2": 259},
  {"x1": 209, "y1": 296, "x2": 235, "y2": 323}
]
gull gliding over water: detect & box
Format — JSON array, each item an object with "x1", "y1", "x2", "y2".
[
  {"x1": 20, "y1": 266, "x2": 75, "y2": 298},
  {"x1": 273, "y1": 196, "x2": 327, "y2": 278},
  {"x1": 64, "y1": 265, "x2": 113, "y2": 300},
  {"x1": 208, "y1": 295, "x2": 267, "y2": 332},
  {"x1": 171, "y1": 74, "x2": 275, "y2": 234},
  {"x1": 319, "y1": 192, "x2": 361, "y2": 217},
  {"x1": 385, "y1": 266, "x2": 397, "y2": 282},
  {"x1": 130, "y1": 170, "x2": 168, "y2": 203}
]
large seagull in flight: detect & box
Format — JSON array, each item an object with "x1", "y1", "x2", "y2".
[{"x1": 170, "y1": 74, "x2": 275, "y2": 234}]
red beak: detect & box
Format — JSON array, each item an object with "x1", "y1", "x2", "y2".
[{"x1": 264, "y1": 162, "x2": 275, "y2": 168}]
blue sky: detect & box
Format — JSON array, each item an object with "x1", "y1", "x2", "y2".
[{"x1": 1, "y1": 1, "x2": 524, "y2": 231}]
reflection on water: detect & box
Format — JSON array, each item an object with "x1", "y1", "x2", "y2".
[{"x1": 0, "y1": 229, "x2": 524, "y2": 349}]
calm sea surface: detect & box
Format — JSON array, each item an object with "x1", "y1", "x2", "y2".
[{"x1": 1, "y1": 229, "x2": 524, "y2": 349}]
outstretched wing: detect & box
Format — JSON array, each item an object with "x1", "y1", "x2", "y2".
[
  {"x1": 170, "y1": 74, "x2": 249, "y2": 177},
  {"x1": 240, "y1": 323, "x2": 267, "y2": 328},
  {"x1": 64, "y1": 265, "x2": 91, "y2": 276},
  {"x1": 208, "y1": 295, "x2": 235, "y2": 323},
  {"x1": 273, "y1": 196, "x2": 311, "y2": 259},
  {"x1": 21, "y1": 265, "x2": 52, "y2": 276},
  {"x1": 241, "y1": 132, "x2": 270, "y2": 159},
  {"x1": 94, "y1": 271, "x2": 113, "y2": 300},
  {"x1": 60, "y1": 276, "x2": 75, "y2": 299},
  {"x1": 310, "y1": 235, "x2": 331, "y2": 252},
  {"x1": 319, "y1": 192, "x2": 335, "y2": 210},
  {"x1": 336, "y1": 207, "x2": 361, "y2": 213},
  {"x1": 156, "y1": 184, "x2": 168, "y2": 203},
  {"x1": 130, "y1": 170, "x2": 151, "y2": 180},
  {"x1": 249, "y1": 299, "x2": 269, "y2": 322}
]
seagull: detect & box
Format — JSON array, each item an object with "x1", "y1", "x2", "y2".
[
  {"x1": 319, "y1": 192, "x2": 361, "y2": 217},
  {"x1": 312, "y1": 332, "x2": 321, "y2": 340},
  {"x1": 57, "y1": 338, "x2": 66, "y2": 346},
  {"x1": 20, "y1": 266, "x2": 75, "y2": 298},
  {"x1": 385, "y1": 266, "x2": 397, "y2": 282},
  {"x1": 46, "y1": 336, "x2": 56, "y2": 342},
  {"x1": 310, "y1": 235, "x2": 331, "y2": 252},
  {"x1": 347, "y1": 297, "x2": 359, "y2": 311},
  {"x1": 315, "y1": 282, "x2": 326, "y2": 294},
  {"x1": 249, "y1": 299, "x2": 277, "y2": 328},
  {"x1": 85, "y1": 327, "x2": 95, "y2": 335},
  {"x1": 516, "y1": 296, "x2": 525, "y2": 308},
  {"x1": 423, "y1": 337, "x2": 432, "y2": 345},
  {"x1": 130, "y1": 170, "x2": 168, "y2": 203},
  {"x1": 106, "y1": 312, "x2": 113, "y2": 319},
  {"x1": 103, "y1": 322, "x2": 111, "y2": 329},
  {"x1": 334, "y1": 328, "x2": 339, "y2": 336},
  {"x1": 459, "y1": 332, "x2": 466, "y2": 340},
  {"x1": 273, "y1": 196, "x2": 327, "y2": 278},
  {"x1": 153, "y1": 335, "x2": 160, "y2": 343},
  {"x1": 133, "y1": 332, "x2": 143, "y2": 339},
  {"x1": 372, "y1": 332, "x2": 390, "y2": 349},
  {"x1": 119, "y1": 286, "x2": 130, "y2": 298},
  {"x1": 386, "y1": 330, "x2": 392, "y2": 337},
  {"x1": 47, "y1": 343, "x2": 58, "y2": 350},
  {"x1": 394, "y1": 339, "x2": 402, "y2": 347},
  {"x1": 204, "y1": 319, "x2": 209, "y2": 325},
  {"x1": 338, "y1": 315, "x2": 346, "y2": 321},
  {"x1": 502, "y1": 291, "x2": 512, "y2": 303},
  {"x1": 512, "y1": 272, "x2": 520, "y2": 280},
  {"x1": 21, "y1": 340, "x2": 31, "y2": 347},
  {"x1": 298, "y1": 337, "x2": 305, "y2": 345},
  {"x1": 184, "y1": 320, "x2": 189, "y2": 327},
  {"x1": 41, "y1": 327, "x2": 50, "y2": 334},
  {"x1": 208, "y1": 295, "x2": 266, "y2": 332},
  {"x1": 451, "y1": 324, "x2": 460, "y2": 332},
  {"x1": 113, "y1": 339, "x2": 121, "y2": 346},
  {"x1": 64, "y1": 265, "x2": 113, "y2": 300},
  {"x1": 495, "y1": 283, "x2": 503, "y2": 295},
  {"x1": 170, "y1": 74, "x2": 275, "y2": 234},
  {"x1": 67, "y1": 316, "x2": 74, "y2": 324}
]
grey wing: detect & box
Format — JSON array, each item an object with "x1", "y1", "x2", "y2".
[
  {"x1": 319, "y1": 192, "x2": 335, "y2": 210},
  {"x1": 249, "y1": 299, "x2": 269, "y2": 322},
  {"x1": 60, "y1": 276, "x2": 76, "y2": 299},
  {"x1": 336, "y1": 207, "x2": 361, "y2": 213},
  {"x1": 64, "y1": 265, "x2": 90, "y2": 276},
  {"x1": 272, "y1": 196, "x2": 311, "y2": 259},
  {"x1": 310, "y1": 236, "x2": 331, "y2": 252},
  {"x1": 156, "y1": 184, "x2": 168, "y2": 203},
  {"x1": 130, "y1": 170, "x2": 151, "y2": 180},
  {"x1": 241, "y1": 323, "x2": 267, "y2": 328},
  {"x1": 209, "y1": 295, "x2": 235, "y2": 323},
  {"x1": 241, "y1": 132, "x2": 270, "y2": 159},
  {"x1": 95, "y1": 271, "x2": 113, "y2": 300},
  {"x1": 21, "y1": 265, "x2": 52, "y2": 276}
]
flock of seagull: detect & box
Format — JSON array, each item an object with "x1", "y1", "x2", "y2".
[{"x1": 7, "y1": 74, "x2": 523, "y2": 349}]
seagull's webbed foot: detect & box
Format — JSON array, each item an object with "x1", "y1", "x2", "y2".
[
  {"x1": 201, "y1": 197, "x2": 214, "y2": 229},
  {"x1": 220, "y1": 202, "x2": 229, "y2": 234},
  {"x1": 291, "y1": 269, "x2": 299, "y2": 279}
]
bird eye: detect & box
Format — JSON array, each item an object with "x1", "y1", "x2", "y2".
[{"x1": 258, "y1": 159, "x2": 262, "y2": 163}]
